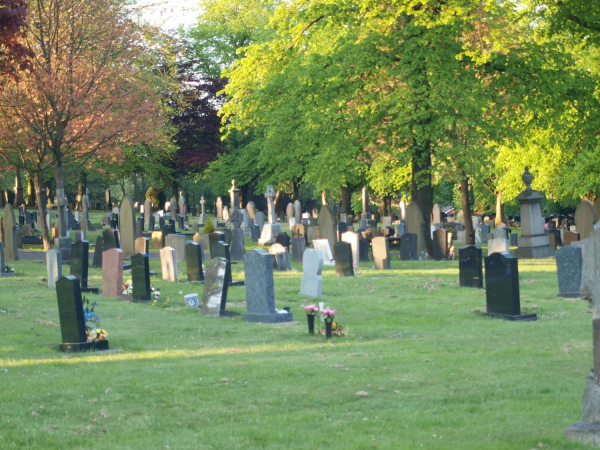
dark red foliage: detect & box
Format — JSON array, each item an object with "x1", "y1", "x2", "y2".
[
  {"x1": 169, "y1": 71, "x2": 227, "y2": 174},
  {"x1": 0, "y1": 0, "x2": 31, "y2": 81}
]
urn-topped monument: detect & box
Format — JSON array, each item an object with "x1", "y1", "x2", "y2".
[{"x1": 514, "y1": 167, "x2": 554, "y2": 259}]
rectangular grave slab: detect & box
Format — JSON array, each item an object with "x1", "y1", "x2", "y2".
[
  {"x1": 458, "y1": 245, "x2": 483, "y2": 288},
  {"x1": 243, "y1": 249, "x2": 293, "y2": 323},
  {"x1": 483, "y1": 252, "x2": 536, "y2": 321}
]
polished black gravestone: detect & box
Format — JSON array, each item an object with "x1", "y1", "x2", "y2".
[
  {"x1": 177, "y1": 215, "x2": 184, "y2": 231},
  {"x1": 556, "y1": 246, "x2": 582, "y2": 298},
  {"x1": 251, "y1": 224, "x2": 260, "y2": 242},
  {"x1": 483, "y1": 252, "x2": 536, "y2": 321},
  {"x1": 56, "y1": 276, "x2": 109, "y2": 352},
  {"x1": 102, "y1": 228, "x2": 120, "y2": 250},
  {"x1": 333, "y1": 241, "x2": 354, "y2": 277},
  {"x1": 186, "y1": 242, "x2": 204, "y2": 283},
  {"x1": 92, "y1": 236, "x2": 103, "y2": 269},
  {"x1": 337, "y1": 222, "x2": 348, "y2": 241},
  {"x1": 458, "y1": 245, "x2": 483, "y2": 288},
  {"x1": 131, "y1": 253, "x2": 151, "y2": 302},
  {"x1": 243, "y1": 249, "x2": 293, "y2": 323},
  {"x1": 359, "y1": 238, "x2": 370, "y2": 262},
  {"x1": 432, "y1": 229, "x2": 448, "y2": 260},
  {"x1": 211, "y1": 241, "x2": 244, "y2": 287},
  {"x1": 276, "y1": 232, "x2": 290, "y2": 253},
  {"x1": 71, "y1": 240, "x2": 98, "y2": 294},
  {"x1": 208, "y1": 231, "x2": 225, "y2": 259},
  {"x1": 400, "y1": 233, "x2": 418, "y2": 260}
]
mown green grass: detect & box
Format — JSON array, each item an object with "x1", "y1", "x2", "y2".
[{"x1": 0, "y1": 211, "x2": 594, "y2": 449}]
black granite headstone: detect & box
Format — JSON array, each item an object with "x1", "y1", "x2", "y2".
[
  {"x1": 483, "y1": 252, "x2": 536, "y2": 321},
  {"x1": 92, "y1": 236, "x2": 103, "y2": 269},
  {"x1": 131, "y1": 253, "x2": 151, "y2": 302},
  {"x1": 186, "y1": 242, "x2": 204, "y2": 283},
  {"x1": 292, "y1": 237, "x2": 305, "y2": 263},
  {"x1": 337, "y1": 222, "x2": 348, "y2": 241},
  {"x1": 70, "y1": 240, "x2": 97, "y2": 293},
  {"x1": 177, "y1": 215, "x2": 184, "y2": 231},
  {"x1": 432, "y1": 229, "x2": 448, "y2": 260},
  {"x1": 359, "y1": 238, "x2": 370, "y2": 262},
  {"x1": 333, "y1": 241, "x2": 354, "y2": 277},
  {"x1": 276, "y1": 232, "x2": 291, "y2": 253},
  {"x1": 251, "y1": 224, "x2": 260, "y2": 242},
  {"x1": 400, "y1": 233, "x2": 418, "y2": 260},
  {"x1": 458, "y1": 245, "x2": 483, "y2": 288},
  {"x1": 56, "y1": 276, "x2": 108, "y2": 352}
]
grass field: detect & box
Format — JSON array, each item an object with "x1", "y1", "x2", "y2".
[{"x1": 0, "y1": 210, "x2": 594, "y2": 449}]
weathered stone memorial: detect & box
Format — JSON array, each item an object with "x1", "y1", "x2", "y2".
[
  {"x1": 566, "y1": 223, "x2": 600, "y2": 444},
  {"x1": 243, "y1": 249, "x2": 293, "y2": 323},
  {"x1": 46, "y1": 249, "x2": 62, "y2": 288},
  {"x1": 292, "y1": 236, "x2": 306, "y2": 263},
  {"x1": 119, "y1": 196, "x2": 136, "y2": 257},
  {"x1": 458, "y1": 246, "x2": 483, "y2": 288},
  {"x1": 556, "y1": 245, "x2": 583, "y2": 298},
  {"x1": 372, "y1": 237, "x2": 391, "y2": 270},
  {"x1": 317, "y1": 205, "x2": 337, "y2": 252},
  {"x1": 213, "y1": 241, "x2": 244, "y2": 287},
  {"x1": 103, "y1": 228, "x2": 120, "y2": 251},
  {"x1": 160, "y1": 247, "x2": 178, "y2": 282},
  {"x1": 165, "y1": 234, "x2": 186, "y2": 262},
  {"x1": 483, "y1": 252, "x2": 536, "y2": 321},
  {"x1": 201, "y1": 257, "x2": 236, "y2": 316},
  {"x1": 488, "y1": 238, "x2": 509, "y2": 256},
  {"x1": 300, "y1": 249, "x2": 323, "y2": 297},
  {"x1": 514, "y1": 167, "x2": 554, "y2": 258}
]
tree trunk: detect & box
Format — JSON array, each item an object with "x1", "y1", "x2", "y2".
[
  {"x1": 321, "y1": 191, "x2": 328, "y2": 206},
  {"x1": 54, "y1": 159, "x2": 69, "y2": 238},
  {"x1": 14, "y1": 167, "x2": 25, "y2": 206},
  {"x1": 240, "y1": 184, "x2": 248, "y2": 208},
  {"x1": 274, "y1": 189, "x2": 281, "y2": 214},
  {"x1": 292, "y1": 181, "x2": 299, "y2": 201},
  {"x1": 171, "y1": 181, "x2": 178, "y2": 198},
  {"x1": 27, "y1": 176, "x2": 36, "y2": 206},
  {"x1": 411, "y1": 141, "x2": 434, "y2": 255},
  {"x1": 459, "y1": 176, "x2": 474, "y2": 245},
  {"x1": 495, "y1": 191, "x2": 504, "y2": 226},
  {"x1": 35, "y1": 171, "x2": 51, "y2": 251},
  {"x1": 340, "y1": 186, "x2": 351, "y2": 214}
]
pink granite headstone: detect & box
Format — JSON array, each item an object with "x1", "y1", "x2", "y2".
[{"x1": 102, "y1": 248, "x2": 124, "y2": 298}]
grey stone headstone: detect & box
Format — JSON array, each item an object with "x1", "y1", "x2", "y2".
[
  {"x1": 494, "y1": 228, "x2": 508, "y2": 240},
  {"x1": 186, "y1": 242, "x2": 204, "y2": 283},
  {"x1": 510, "y1": 233, "x2": 518, "y2": 247},
  {"x1": 286, "y1": 203, "x2": 294, "y2": 221},
  {"x1": 201, "y1": 257, "x2": 229, "y2": 316},
  {"x1": 144, "y1": 199, "x2": 152, "y2": 229},
  {"x1": 165, "y1": 234, "x2": 186, "y2": 262},
  {"x1": 251, "y1": 224, "x2": 260, "y2": 242},
  {"x1": 132, "y1": 253, "x2": 151, "y2": 302},
  {"x1": 381, "y1": 216, "x2": 392, "y2": 228},
  {"x1": 293, "y1": 200, "x2": 302, "y2": 223},
  {"x1": 230, "y1": 227, "x2": 246, "y2": 261},
  {"x1": 160, "y1": 247, "x2": 178, "y2": 282},
  {"x1": 119, "y1": 196, "x2": 136, "y2": 257},
  {"x1": 372, "y1": 236, "x2": 391, "y2": 270},
  {"x1": 246, "y1": 203, "x2": 256, "y2": 220},
  {"x1": 480, "y1": 225, "x2": 491, "y2": 244},
  {"x1": 556, "y1": 245, "x2": 582, "y2": 298},
  {"x1": 488, "y1": 238, "x2": 509, "y2": 256},
  {"x1": 396, "y1": 223, "x2": 407, "y2": 236},
  {"x1": 255, "y1": 212, "x2": 265, "y2": 233},
  {"x1": 92, "y1": 236, "x2": 103, "y2": 269},
  {"x1": 243, "y1": 249, "x2": 293, "y2": 323},
  {"x1": 47, "y1": 249, "x2": 62, "y2": 288},
  {"x1": 300, "y1": 248, "x2": 323, "y2": 297},
  {"x1": 317, "y1": 206, "x2": 337, "y2": 251},
  {"x1": 292, "y1": 237, "x2": 305, "y2": 263}
]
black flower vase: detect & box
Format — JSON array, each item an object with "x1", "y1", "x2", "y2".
[
  {"x1": 307, "y1": 315, "x2": 315, "y2": 334},
  {"x1": 325, "y1": 321, "x2": 333, "y2": 338}
]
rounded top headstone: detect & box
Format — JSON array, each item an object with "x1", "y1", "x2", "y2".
[{"x1": 522, "y1": 166, "x2": 533, "y2": 191}]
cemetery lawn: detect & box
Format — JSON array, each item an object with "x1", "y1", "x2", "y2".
[{"x1": 0, "y1": 216, "x2": 593, "y2": 448}]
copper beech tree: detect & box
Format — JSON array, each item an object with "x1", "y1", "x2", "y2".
[{"x1": 0, "y1": 0, "x2": 170, "y2": 249}]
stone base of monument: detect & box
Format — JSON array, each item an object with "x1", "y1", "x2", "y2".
[
  {"x1": 1, "y1": 272, "x2": 15, "y2": 278},
  {"x1": 566, "y1": 372, "x2": 600, "y2": 445},
  {"x1": 515, "y1": 244, "x2": 555, "y2": 259},
  {"x1": 242, "y1": 312, "x2": 293, "y2": 323},
  {"x1": 81, "y1": 287, "x2": 99, "y2": 294},
  {"x1": 566, "y1": 422, "x2": 600, "y2": 445},
  {"x1": 60, "y1": 339, "x2": 109, "y2": 353},
  {"x1": 482, "y1": 312, "x2": 537, "y2": 321},
  {"x1": 228, "y1": 280, "x2": 245, "y2": 287},
  {"x1": 557, "y1": 291, "x2": 581, "y2": 299}
]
